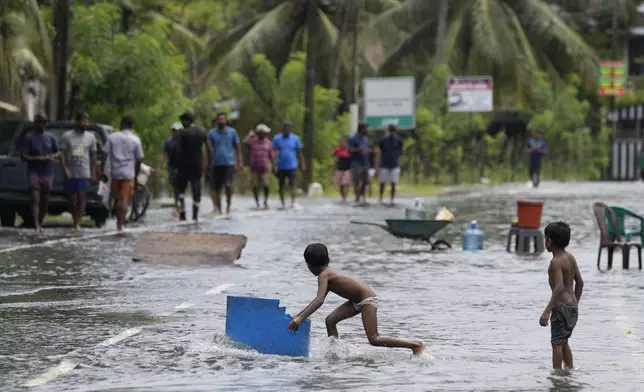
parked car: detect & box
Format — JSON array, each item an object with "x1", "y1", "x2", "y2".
[{"x1": 0, "y1": 121, "x2": 113, "y2": 227}]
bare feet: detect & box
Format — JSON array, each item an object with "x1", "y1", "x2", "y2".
[
  {"x1": 263, "y1": 202, "x2": 269, "y2": 210},
  {"x1": 172, "y1": 209, "x2": 179, "y2": 217},
  {"x1": 412, "y1": 341, "x2": 425, "y2": 355}
]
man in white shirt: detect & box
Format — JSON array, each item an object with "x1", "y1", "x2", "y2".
[{"x1": 102, "y1": 116, "x2": 144, "y2": 232}]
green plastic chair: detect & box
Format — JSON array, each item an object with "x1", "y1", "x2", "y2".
[{"x1": 607, "y1": 206, "x2": 644, "y2": 241}]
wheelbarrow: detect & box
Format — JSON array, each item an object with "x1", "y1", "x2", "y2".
[{"x1": 350, "y1": 219, "x2": 452, "y2": 250}]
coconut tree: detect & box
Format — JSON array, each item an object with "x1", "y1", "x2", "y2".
[
  {"x1": 363, "y1": 0, "x2": 600, "y2": 107},
  {"x1": 0, "y1": 0, "x2": 50, "y2": 115},
  {"x1": 204, "y1": 0, "x2": 401, "y2": 87}
]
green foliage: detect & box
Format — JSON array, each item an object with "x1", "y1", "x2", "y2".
[
  {"x1": 526, "y1": 72, "x2": 597, "y2": 180},
  {"x1": 402, "y1": 67, "x2": 603, "y2": 185},
  {"x1": 228, "y1": 52, "x2": 343, "y2": 187},
  {"x1": 69, "y1": 2, "x2": 190, "y2": 165}
]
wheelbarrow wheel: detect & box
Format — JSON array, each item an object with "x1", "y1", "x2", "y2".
[{"x1": 431, "y1": 240, "x2": 452, "y2": 251}]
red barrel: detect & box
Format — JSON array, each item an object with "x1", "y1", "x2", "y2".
[{"x1": 517, "y1": 200, "x2": 544, "y2": 229}]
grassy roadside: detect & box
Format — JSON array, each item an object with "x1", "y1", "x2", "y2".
[{"x1": 15, "y1": 214, "x2": 95, "y2": 228}]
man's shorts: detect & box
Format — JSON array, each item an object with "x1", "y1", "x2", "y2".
[
  {"x1": 210, "y1": 165, "x2": 234, "y2": 190},
  {"x1": 550, "y1": 304, "x2": 578, "y2": 345},
  {"x1": 351, "y1": 162, "x2": 369, "y2": 186},
  {"x1": 276, "y1": 169, "x2": 296, "y2": 187},
  {"x1": 28, "y1": 173, "x2": 53, "y2": 191},
  {"x1": 251, "y1": 171, "x2": 270, "y2": 187},
  {"x1": 111, "y1": 179, "x2": 135, "y2": 201},
  {"x1": 64, "y1": 178, "x2": 90, "y2": 192},
  {"x1": 379, "y1": 167, "x2": 401, "y2": 184}
]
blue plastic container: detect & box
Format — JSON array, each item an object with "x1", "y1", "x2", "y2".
[
  {"x1": 225, "y1": 295, "x2": 311, "y2": 357},
  {"x1": 463, "y1": 220, "x2": 484, "y2": 251}
]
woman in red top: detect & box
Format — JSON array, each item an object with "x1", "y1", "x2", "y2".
[{"x1": 332, "y1": 136, "x2": 352, "y2": 202}]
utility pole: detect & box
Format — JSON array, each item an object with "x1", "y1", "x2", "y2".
[
  {"x1": 302, "y1": 0, "x2": 318, "y2": 190},
  {"x1": 52, "y1": 0, "x2": 70, "y2": 120},
  {"x1": 610, "y1": 0, "x2": 619, "y2": 141}
]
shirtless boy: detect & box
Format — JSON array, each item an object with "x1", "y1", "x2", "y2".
[
  {"x1": 288, "y1": 243, "x2": 425, "y2": 355},
  {"x1": 539, "y1": 222, "x2": 584, "y2": 370}
]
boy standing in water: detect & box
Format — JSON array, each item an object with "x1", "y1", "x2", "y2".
[
  {"x1": 539, "y1": 222, "x2": 584, "y2": 370},
  {"x1": 288, "y1": 243, "x2": 425, "y2": 355}
]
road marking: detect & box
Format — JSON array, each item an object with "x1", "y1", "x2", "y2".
[
  {"x1": 96, "y1": 327, "x2": 143, "y2": 347},
  {"x1": 155, "y1": 302, "x2": 195, "y2": 317},
  {"x1": 22, "y1": 283, "x2": 237, "y2": 388},
  {"x1": 22, "y1": 361, "x2": 77, "y2": 387},
  {"x1": 206, "y1": 283, "x2": 235, "y2": 295}
]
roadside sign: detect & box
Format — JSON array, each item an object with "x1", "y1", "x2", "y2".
[
  {"x1": 448, "y1": 76, "x2": 493, "y2": 112},
  {"x1": 363, "y1": 77, "x2": 415, "y2": 130},
  {"x1": 598, "y1": 61, "x2": 627, "y2": 96}
]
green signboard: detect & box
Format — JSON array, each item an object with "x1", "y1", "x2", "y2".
[{"x1": 363, "y1": 77, "x2": 415, "y2": 130}]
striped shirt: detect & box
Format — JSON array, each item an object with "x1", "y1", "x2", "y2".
[{"x1": 246, "y1": 136, "x2": 274, "y2": 172}]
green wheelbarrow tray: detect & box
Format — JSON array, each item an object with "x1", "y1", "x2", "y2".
[{"x1": 350, "y1": 219, "x2": 452, "y2": 250}]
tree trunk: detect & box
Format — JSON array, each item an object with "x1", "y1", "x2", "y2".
[
  {"x1": 433, "y1": 0, "x2": 448, "y2": 65},
  {"x1": 52, "y1": 0, "x2": 70, "y2": 120},
  {"x1": 302, "y1": 0, "x2": 318, "y2": 190},
  {"x1": 351, "y1": 3, "x2": 360, "y2": 104},
  {"x1": 329, "y1": 1, "x2": 349, "y2": 90}
]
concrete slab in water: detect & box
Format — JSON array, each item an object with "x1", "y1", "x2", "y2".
[{"x1": 132, "y1": 232, "x2": 247, "y2": 266}]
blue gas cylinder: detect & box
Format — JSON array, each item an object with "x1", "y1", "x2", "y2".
[{"x1": 463, "y1": 220, "x2": 484, "y2": 251}]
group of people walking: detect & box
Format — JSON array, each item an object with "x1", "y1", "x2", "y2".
[
  {"x1": 332, "y1": 123, "x2": 404, "y2": 206},
  {"x1": 23, "y1": 112, "x2": 143, "y2": 232},
  {"x1": 160, "y1": 113, "x2": 305, "y2": 220},
  {"x1": 159, "y1": 117, "x2": 404, "y2": 217}
]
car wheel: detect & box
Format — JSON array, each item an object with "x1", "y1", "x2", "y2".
[
  {"x1": 0, "y1": 210, "x2": 16, "y2": 227},
  {"x1": 91, "y1": 213, "x2": 107, "y2": 228},
  {"x1": 19, "y1": 211, "x2": 35, "y2": 228}
]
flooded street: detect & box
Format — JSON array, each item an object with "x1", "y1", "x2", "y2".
[{"x1": 2, "y1": 182, "x2": 644, "y2": 391}]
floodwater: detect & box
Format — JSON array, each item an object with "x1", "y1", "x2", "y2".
[{"x1": 1, "y1": 182, "x2": 644, "y2": 391}]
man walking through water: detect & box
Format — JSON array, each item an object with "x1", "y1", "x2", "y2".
[
  {"x1": 60, "y1": 112, "x2": 97, "y2": 230},
  {"x1": 103, "y1": 116, "x2": 143, "y2": 233},
  {"x1": 527, "y1": 131, "x2": 547, "y2": 188},
  {"x1": 272, "y1": 120, "x2": 305, "y2": 209},
  {"x1": 349, "y1": 123, "x2": 370, "y2": 206},
  {"x1": 207, "y1": 112, "x2": 242, "y2": 217},
  {"x1": 244, "y1": 124, "x2": 274, "y2": 209},
  {"x1": 22, "y1": 114, "x2": 59, "y2": 232},
  {"x1": 175, "y1": 112, "x2": 207, "y2": 221},
  {"x1": 376, "y1": 124, "x2": 404, "y2": 205},
  {"x1": 158, "y1": 122, "x2": 182, "y2": 217}
]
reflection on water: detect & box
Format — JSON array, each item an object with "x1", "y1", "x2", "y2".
[{"x1": 1, "y1": 182, "x2": 644, "y2": 391}]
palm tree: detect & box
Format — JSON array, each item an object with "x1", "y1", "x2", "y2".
[
  {"x1": 0, "y1": 0, "x2": 50, "y2": 116},
  {"x1": 204, "y1": 0, "x2": 401, "y2": 87},
  {"x1": 363, "y1": 0, "x2": 600, "y2": 107}
]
